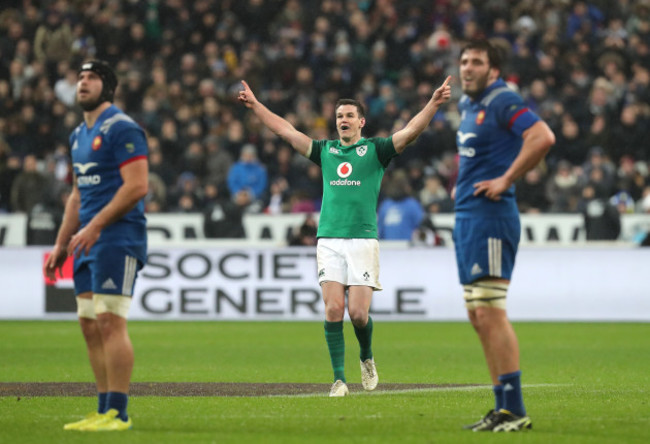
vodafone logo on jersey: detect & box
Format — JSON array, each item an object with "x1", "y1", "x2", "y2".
[
  {"x1": 331, "y1": 162, "x2": 361, "y2": 186},
  {"x1": 337, "y1": 162, "x2": 353, "y2": 178}
]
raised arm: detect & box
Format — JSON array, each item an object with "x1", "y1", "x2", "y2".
[
  {"x1": 238, "y1": 80, "x2": 313, "y2": 156},
  {"x1": 392, "y1": 76, "x2": 452, "y2": 153}
]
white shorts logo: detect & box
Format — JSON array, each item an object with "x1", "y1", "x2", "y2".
[{"x1": 337, "y1": 162, "x2": 353, "y2": 178}]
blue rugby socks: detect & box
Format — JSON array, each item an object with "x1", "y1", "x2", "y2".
[
  {"x1": 492, "y1": 384, "x2": 504, "y2": 412},
  {"x1": 498, "y1": 370, "x2": 526, "y2": 416},
  {"x1": 98, "y1": 392, "x2": 108, "y2": 413},
  {"x1": 106, "y1": 391, "x2": 129, "y2": 421}
]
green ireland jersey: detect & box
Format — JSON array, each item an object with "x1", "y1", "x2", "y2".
[{"x1": 309, "y1": 137, "x2": 397, "y2": 238}]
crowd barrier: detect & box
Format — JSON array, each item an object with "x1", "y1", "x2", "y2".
[{"x1": 2, "y1": 212, "x2": 650, "y2": 246}]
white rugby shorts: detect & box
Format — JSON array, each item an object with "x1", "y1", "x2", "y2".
[{"x1": 316, "y1": 238, "x2": 382, "y2": 291}]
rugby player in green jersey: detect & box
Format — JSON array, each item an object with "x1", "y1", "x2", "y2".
[{"x1": 238, "y1": 77, "x2": 451, "y2": 396}]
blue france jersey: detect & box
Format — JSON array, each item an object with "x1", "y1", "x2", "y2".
[
  {"x1": 455, "y1": 79, "x2": 540, "y2": 218},
  {"x1": 69, "y1": 105, "x2": 148, "y2": 247}
]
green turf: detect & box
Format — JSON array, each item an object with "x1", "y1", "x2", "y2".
[{"x1": 1, "y1": 321, "x2": 649, "y2": 443}]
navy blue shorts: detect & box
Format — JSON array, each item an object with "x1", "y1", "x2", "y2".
[
  {"x1": 73, "y1": 243, "x2": 145, "y2": 296},
  {"x1": 453, "y1": 216, "x2": 520, "y2": 285}
]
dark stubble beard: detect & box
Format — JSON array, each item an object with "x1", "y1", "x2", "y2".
[
  {"x1": 78, "y1": 96, "x2": 103, "y2": 112},
  {"x1": 463, "y1": 72, "x2": 490, "y2": 100}
]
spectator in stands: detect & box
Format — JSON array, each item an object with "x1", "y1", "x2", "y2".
[
  {"x1": 2, "y1": 0, "x2": 650, "y2": 226},
  {"x1": 610, "y1": 191, "x2": 636, "y2": 215},
  {"x1": 582, "y1": 146, "x2": 616, "y2": 193},
  {"x1": 287, "y1": 213, "x2": 318, "y2": 246},
  {"x1": 581, "y1": 185, "x2": 621, "y2": 241},
  {"x1": 377, "y1": 172, "x2": 424, "y2": 241},
  {"x1": 552, "y1": 114, "x2": 588, "y2": 167},
  {"x1": 203, "y1": 184, "x2": 249, "y2": 239},
  {"x1": 583, "y1": 115, "x2": 611, "y2": 154},
  {"x1": 289, "y1": 189, "x2": 316, "y2": 214},
  {"x1": 516, "y1": 166, "x2": 550, "y2": 214},
  {"x1": 434, "y1": 151, "x2": 459, "y2": 194},
  {"x1": 146, "y1": 173, "x2": 167, "y2": 213},
  {"x1": 168, "y1": 172, "x2": 202, "y2": 212},
  {"x1": 616, "y1": 156, "x2": 647, "y2": 202},
  {"x1": 53, "y1": 65, "x2": 78, "y2": 107},
  {"x1": 10, "y1": 154, "x2": 49, "y2": 214},
  {"x1": 148, "y1": 140, "x2": 176, "y2": 189},
  {"x1": 204, "y1": 135, "x2": 233, "y2": 189},
  {"x1": 171, "y1": 192, "x2": 200, "y2": 213},
  {"x1": 227, "y1": 143, "x2": 268, "y2": 205},
  {"x1": 291, "y1": 162, "x2": 323, "y2": 208},
  {"x1": 419, "y1": 174, "x2": 452, "y2": 214},
  {"x1": 265, "y1": 177, "x2": 290, "y2": 215},
  {"x1": 609, "y1": 104, "x2": 648, "y2": 163},
  {"x1": 180, "y1": 140, "x2": 207, "y2": 180},
  {"x1": 584, "y1": 165, "x2": 615, "y2": 203},
  {"x1": 546, "y1": 160, "x2": 581, "y2": 213},
  {"x1": 0, "y1": 152, "x2": 22, "y2": 212},
  {"x1": 33, "y1": 10, "x2": 73, "y2": 84}
]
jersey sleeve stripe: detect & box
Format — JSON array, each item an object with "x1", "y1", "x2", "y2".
[
  {"x1": 120, "y1": 155, "x2": 147, "y2": 168},
  {"x1": 508, "y1": 108, "x2": 529, "y2": 129}
]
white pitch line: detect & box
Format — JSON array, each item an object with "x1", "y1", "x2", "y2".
[{"x1": 266, "y1": 383, "x2": 569, "y2": 398}]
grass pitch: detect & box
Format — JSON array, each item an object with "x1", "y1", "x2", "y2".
[{"x1": 1, "y1": 321, "x2": 649, "y2": 443}]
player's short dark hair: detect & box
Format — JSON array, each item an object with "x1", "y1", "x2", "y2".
[
  {"x1": 78, "y1": 59, "x2": 118, "y2": 103},
  {"x1": 459, "y1": 39, "x2": 503, "y2": 72},
  {"x1": 335, "y1": 98, "x2": 365, "y2": 119}
]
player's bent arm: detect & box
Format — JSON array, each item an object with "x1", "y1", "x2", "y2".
[
  {"x1": 503, "y1": 120, "x2": 555, "y2": 184},
  {"x1": 86, "y1": 158, "x2": 149, "y2": 231},
  {"x1": 250, "y1": 102, "x2": 313, "y2": 156}
]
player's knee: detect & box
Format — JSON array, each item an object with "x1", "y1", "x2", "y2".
[
  {"x1": 324, "y1": 296, "x2": 346, "y2": 319},
  {"x1": 78, "y1": 317, "x2": 100, "y2": 342},
  {"x1": 325, "y1": 304, "x2": 345, "y2": 321},
  {"x1": 348, "y1": 308, "x2": 368, "y2": 327},
  {"x1": 466, "y1": 309, "x2": 481, "y2": 333}
]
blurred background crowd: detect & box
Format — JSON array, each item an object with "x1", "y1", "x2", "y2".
[{"x1": 1, "y1": 0, "x2": 650, "y2": 243}]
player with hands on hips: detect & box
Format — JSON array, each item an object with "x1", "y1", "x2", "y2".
[{"x1": 454, "y1": 39, "x2": 555, "y2": 432}]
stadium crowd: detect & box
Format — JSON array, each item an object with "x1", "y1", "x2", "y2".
[{"x1": 1, "y1": 0, "x2": 650, "y2": 241}]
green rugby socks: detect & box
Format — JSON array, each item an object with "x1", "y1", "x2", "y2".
[
  {"x1": 324, "y1": 321, "x2": 346, "y2": 382},
  {"x1": 353, "y1": 316, "x2": 374, "y2": 361}
]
